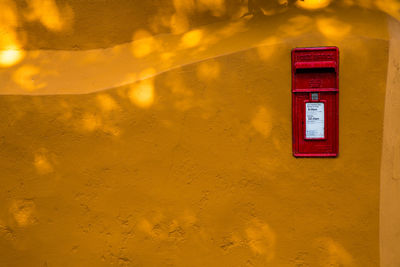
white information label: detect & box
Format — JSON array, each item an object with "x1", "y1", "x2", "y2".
[{"x1": 305, "y1": 102, "x2": 325, "y2": 139}]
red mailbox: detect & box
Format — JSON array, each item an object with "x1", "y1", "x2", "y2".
[{"x1": 291, "y1": 47, "x2": 339, "y2": 157}]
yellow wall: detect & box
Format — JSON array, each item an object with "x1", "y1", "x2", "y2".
[{"x1": 0, "y1": 1, "x2": 397, "y2": 266}]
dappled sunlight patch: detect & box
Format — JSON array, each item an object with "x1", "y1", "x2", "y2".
[
  {"x1": 0, "y1": 47, "x2": 25, "y2": 68},
  {"x1": 296, "y1": 0, "x2": 332, "y2": 10},
  {"x1": 125, "y1": 69, "x2": 157, "y2": 109},
  {"x1": 81, "y1": 113, "x2": 102, "y2": 132},
  {"x1": 34, "y1": 149, "x2": 54, "y2": 175},
  {"x1": 181, "y1": 29, "x2": 204, "y2": 48},
  {"x1": 128, "y1": 80, "x2": 155, "y2": 108},
  {"x1": 25, "y1": 0, "x2": 74, "y2": 32},
  {"x1": 245, "y1": 219, "x2": 276, "y2": 261},
  {"x1": 317, "y1": 17, "x2": 352, "y2": 40},
  {"x1": 314, "y1": 237, "x2": 354, "y2": 266},
  {"x1": 96, "y1": 94, "x2": 119, "y2": 112},
  {"x1": 79, "y1": 112, "x2": 121, "y2": 136},
  {"x1": 12, "y1": 65, "x2": 46, "y2": 92},
  {"x1": 196, "y1": 60, "x2": 221, "y2": 81},
  {"x1": 0, "y1": 0, "x2": 25, "y2": 67},
  {"x1": 131, "y1": 30, "x2": 159, "y2": 58},
  {"x1": 252, "y1": 106, "x2": 273, "y2": 138},
  {"x1": 9, "y1": 199, "x2": 37, "y2": 227}
]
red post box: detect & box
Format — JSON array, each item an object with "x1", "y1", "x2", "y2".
[{"x1": 291, "y1": 47, "x2": 339, "y2": 157}]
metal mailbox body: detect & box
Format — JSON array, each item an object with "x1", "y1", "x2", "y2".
[{"x1": 291, "y1": 47, "x2": 339, "y2": 157}]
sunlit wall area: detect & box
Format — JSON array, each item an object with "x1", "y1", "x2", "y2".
[{"x1": 0, "y1": 1, "x2": 398, "y2": 266}]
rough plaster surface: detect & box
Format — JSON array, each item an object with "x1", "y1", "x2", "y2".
[{"x1": 0, "y1": 2, "x2": 393, "y2": 267}]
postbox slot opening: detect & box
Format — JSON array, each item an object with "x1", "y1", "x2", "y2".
[
  {"x1": 294, "y1": 61, "x2": 336, "y2": 70},
  {"x1": 295, "y1": 67, "x2": 335, "y2": 74}
]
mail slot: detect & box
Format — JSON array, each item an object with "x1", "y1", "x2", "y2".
[{"x1": 291, "y1": 47, "x2": 339, "y2": 157}]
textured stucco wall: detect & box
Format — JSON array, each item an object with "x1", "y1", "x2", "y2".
[{"x1": 0, "y1": 1, "x2": 395, "y2": 266}]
